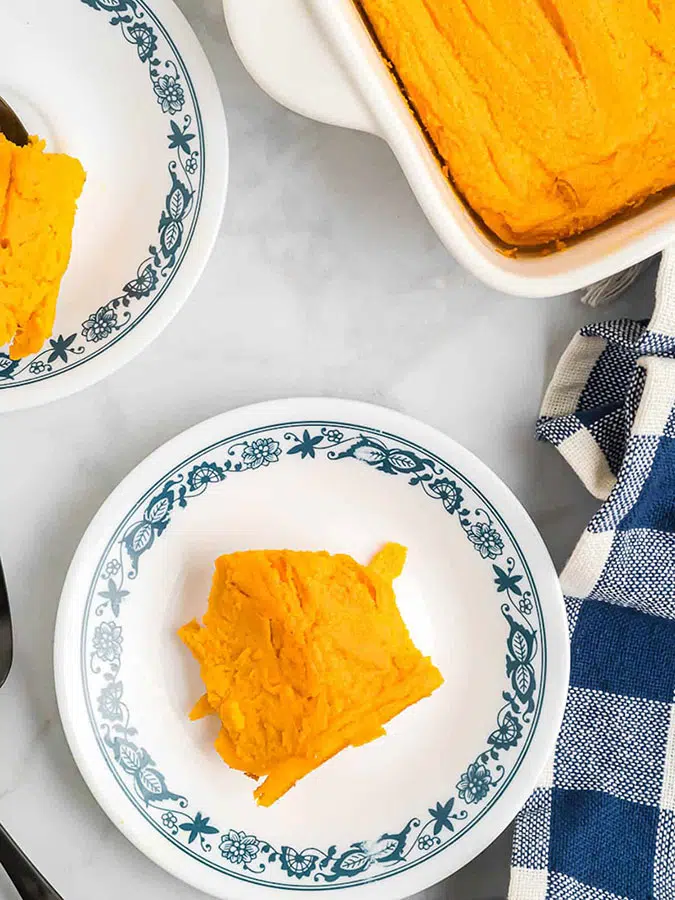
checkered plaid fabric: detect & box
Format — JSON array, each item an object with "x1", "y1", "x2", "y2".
[{"x1": 509, "y1": 248, "x2": 675, "y2": 900}]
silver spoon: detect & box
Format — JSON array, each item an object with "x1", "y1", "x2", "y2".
[
  {"x1": 0, "y1": 96, "x2": 28, "y2": 147},
  {"x1": 0, "y1": 560, "x2": 65, "y2": 899}
]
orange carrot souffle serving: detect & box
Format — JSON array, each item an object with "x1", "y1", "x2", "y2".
[
  {"x1": 179, "y1": 543, "x2": 443, "y2": 806},
  {"x1": 0, "y1": 134, "x2": 85, "y2": 358}
]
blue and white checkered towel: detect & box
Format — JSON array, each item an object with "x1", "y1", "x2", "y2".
[{"x1": 509, "y1": 248, "x2": 675, "y2": 900}]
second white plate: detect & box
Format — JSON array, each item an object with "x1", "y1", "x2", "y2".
[
  {"x1": 0, "y1": 0, "x2": 228, "y2": 411},
  {"x1": 55, "y1": 398, "x2": 568, "y2": 899}
]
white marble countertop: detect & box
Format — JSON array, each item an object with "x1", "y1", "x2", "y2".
[{"x1": 0, "y1": 1, "x2": 657, "y2": 898}]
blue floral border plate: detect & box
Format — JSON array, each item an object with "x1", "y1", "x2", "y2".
[
  {"x1": 55, "y1": 399, "x2": 569, "y2": 900},
  {"x1": 0, "y1": 0, "x2": 227, "y2": 411}
]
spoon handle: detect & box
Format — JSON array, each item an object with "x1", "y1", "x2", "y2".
[
  {"x1": 0, "y1": 823, "x2": 64, "y2": 900},
  {"x1": 0, "y1": 97, "x2": 29, "y2": 148}
]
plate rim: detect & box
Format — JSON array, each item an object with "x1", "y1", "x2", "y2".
[
  {"x1": 0, "y1": 0, "x2": 228, "y2": 412},
  {"x1": 54, "y1": 398, "x2": 569, "y2": 899}
]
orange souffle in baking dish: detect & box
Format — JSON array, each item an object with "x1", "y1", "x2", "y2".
[{"x1": 356, "y1": 0, "x2": 675, "y2": 247}]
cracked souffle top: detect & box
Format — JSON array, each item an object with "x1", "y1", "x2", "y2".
[
  {"x1": 179, "y1": 543, "x2": 443, "y2": 806},
  {"x1": 357, "y1": 0, "x2": 675, "y2": 246}
]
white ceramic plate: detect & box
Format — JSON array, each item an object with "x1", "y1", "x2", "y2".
[
  {"x1": 55, "y1": 399, "x2": 568, "y2": 899},
  {"x1": 0, "y1": 0, "x2": 227, "y2": 411}
]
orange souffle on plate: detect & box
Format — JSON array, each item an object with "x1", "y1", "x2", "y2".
[
  {"x1": 179, "y1": 543, "x2": 444, "y2": 806},
  {"x1": 356, "y1": 0, "x2": 675, "y2": 246},
  {"x1": 0, "y1": 135, "x2": 85, "y2": 359}
]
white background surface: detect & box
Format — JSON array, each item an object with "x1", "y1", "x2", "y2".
[{"x1": 0, "y1": 1, "x2": 657, "y2": 898}]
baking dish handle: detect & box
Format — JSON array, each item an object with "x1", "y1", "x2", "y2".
[{"x1": 222, "y1": 0, "x2": 378, "y2": 134}]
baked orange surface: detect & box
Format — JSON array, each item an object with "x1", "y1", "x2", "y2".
[
  {"x1": 0, "y1": 135, "x2": 85, "y2": 359},
  {"x1": 357, "y1": 0, "x2": 675, "y2": 246},
  {"x1": 179, "y1": 543, "x2": 443, "y2": 806}
]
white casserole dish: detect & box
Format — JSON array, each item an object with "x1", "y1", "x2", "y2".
[{"x1": 223, "y1": 0, "x2": 675, "y2": 297}]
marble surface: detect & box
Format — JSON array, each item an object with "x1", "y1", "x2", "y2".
[{"x1": 0, "y1": 1, "x2": 658, "y2": 898}]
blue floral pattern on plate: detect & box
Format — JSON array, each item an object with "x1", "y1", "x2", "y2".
[
  {"x1": 82, "y1": 422, "x2": 544, "y2": 888},
  {"x1": 0, "y1": 0, "x2": 204, "y2": 390}
]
